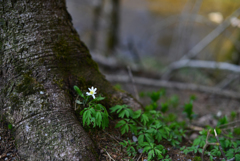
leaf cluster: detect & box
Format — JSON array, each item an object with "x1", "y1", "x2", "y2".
[{"x1": 74, "y1": 86, "x2": 109, "y2": 129}]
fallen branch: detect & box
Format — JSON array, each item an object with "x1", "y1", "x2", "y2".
[
  {"x1": 182, "y1": 7, "x2": 240, "y2": 60},
  {"x1": 162, "y1": 7, "x2": 240, "y2": 80},
  {"x1": 216, "y1": 74, "x2": 240, "y2": 89},
  {"x1": 161, "y1": 59, "x2": 240, "y2": 79},
  {"x1": 106, "y1": 74, "x2": 240, "y2": 99},
  {"x1": 105, "y1": 149, "x2": 116, "y2": 161},
  {"x1": 127, "y1": 66, "x2": 139, "y2": 101}
]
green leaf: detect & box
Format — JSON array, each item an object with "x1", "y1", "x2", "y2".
[
  {"x1": 80, "y1": 108, "x2": 87, "y2": 115},
  {"x1": 121, "y1": 124, "x2": 129, "y2": 135},
  {"x1": 160, "y1": 103, "x2": 168, "y2": 113},
  {"x1": 119, "y1": 109, "x2": 130, "y2": 118},
  {"x1": 235, "y1": 154, "x2": 240, "y2": 161},
  {"x1": 74, "y1": 86, "x2": 84, "y2": 97},
  {"x1": 8, "y1": 124, "x2": 12, "y2": 130},
  {"x1": 132, "y1": 110, "x2": 142, "y2": 119},
  {"x1": 110, "y1": 105, "x2": 127, "y2": 113},
  {"x1": 143, "y1": 146, "x2": 152, "y2": 153},
  {"x1": 83, "y1": 110, "x2": 92, "y2": 126},
  {"x1": 95, "y1": 96, "x2": 105, "y2": 101},
  {"x1": 96, "y1": 111, "x2": 102, "y2": 127},
  {"x1": 141, "y1": 114, "x2": 149, "y2": 125},
  {"x1": 148, "y1": 150, "x2": 155, "y2": 160},
  {"x1": 119, "y1": 141, "x2": 128, "y2": 147},
  {"x1": 95, "y1": 104, "x2": 105, "y2": 110},
  {"x1": 138, "y1": 135, "x2": 145, "y2": 145},
  {"x1": 155, "y1": 132, "x2": 162, "y2": 142},
  {"x1": 145, "y1": 134, "x2": 154, "y2": 143},
  {"x1": 115, "y1": 120, "x2": 126, "y2": 128},
  {"x1": 102, "y1": 113, "x2": 109, "y2": 129},
  {"x1": 129, "y1": 124, "x2": 137, "y2": 135}
]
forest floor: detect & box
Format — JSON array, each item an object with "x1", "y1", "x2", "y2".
[
  {"x1": 87, "y1": 88, "x2": 235, "y2": 161},
  {"x1": 0, "y1": 86, "x2": 231, "y2": 161},
  {"x1": 1, "y1": 57, "x2": 240, "y2": 161}
]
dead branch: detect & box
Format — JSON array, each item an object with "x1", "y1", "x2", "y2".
[
  {"x1": 127, "y1": 66, "x2": 139, "y2": 101},
  {"x1": 214, "y1": 129, "x2": 227, "y2": 160},
  {"x1": 216, "y1": 74, "x2": 240, "y2": 89},
  {"x1": 161, "y1": 59, "x2": 240, "y2": 79},
  {"x1": 106, "y1": 74, "x2": 240, "y2": 99},
  {"x1": 182, "y1": 7, "x2": 240, "y2": 60},
  {"x1": 202, "y1": 129, "x2": 219, "y2": 161},
  {"x1": 162, "y1": 7, "x2": 240, "y2": 80}
]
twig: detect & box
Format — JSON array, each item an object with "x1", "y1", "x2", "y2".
[
  {"x1": 227, "y1": 157, "x2": 235, "y2": 161},
  {"x1": 202, "y1": 129, "x2": 219, "y2": 161},
  {"x1": 201, "y1": 129, "x2": 220, "y2": 161},
  {"x1": 106, "y1": 74, "x2": 240, "y2": 99},
  {"x1": 127, "y1": 66, "x2": 139, "y2": 101},
  {"x1": 216, "y1": 74, "x2": 239, "y2": 89},
  {"x1": 103, "y1": 130, "x2": 121, "y2": 143},
  {"x1": 137, "y1": 153, "x2": 143, "y2": 161},
  {"x1": 188, "y1": 125, "x2": 204, "y2": 131},
  {"x1": 183, "y1": 135, "x2": 193, "y2": 144},
  {"x1": 105, "y1": 149, "x2": 116, "y2": 161},
  {"x1": 162, "y1": 59, "x2": 240, "y2": 80},
  {"x1": 214, "y1": 129, "x2": 227, "y2": 160},
  {"x1": 183, "y1": 7, "x2": 240, "y2": 60},
  {"x1": 202, "y1": 129, "x2": 210, "y2": 161},
  {"x1": 218, "y1": 119, "x2": 240, "y2": 129},
  {"x1": 162, "y1": 7, "x2": 240, "y2": 80}
]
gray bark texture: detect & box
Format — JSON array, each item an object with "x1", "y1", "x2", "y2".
[{"x1": 0, "y1": 0, "x2": 140, "y2": 160}]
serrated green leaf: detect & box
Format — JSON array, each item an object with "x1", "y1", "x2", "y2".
[
  {"x1": 74, "y1": 86, "x2": 84, "y2": 97},
  {"x1": 132, "y1": 110, "x2": 142, "y2": 119},
  {"x1": 80, "y1": 108, "x2": 87, "y2": 115},
  {"x1": 83, "y1": 110, "x2": 92, "y2": 126},
  {"x1": 145, "y1": 134, "x2": 154, "y2": 143},
  {"x1": 142, "y1": 146, "x2": 152, "y2": 153},
  {"x1": 96, "y1": 111, "x2": 102, "y2": 127},
  {"x1": 141, "y1": 114, "x2": 149, "y2": 125},
  {"x1": 129, "y1": 124, "x2": 137, "y2": 135},
  {"x1": 101, "y1": 113, "x2": 109, "y2": 129},
  {"x1": 155, "y1": 132, "x2": 162, "y2": 142},
  {"x1": 138, "y1": 135, "x2": 144, "y2": 145},
  {"x1": 119, "y1": 109, "x2": 129, "y2": 118},
  {"x1": 95, "y1": 96, "x2": 105, "y2": 101},
  {"x1": 121, "y1": 124, "x2": 129, "y2": 135},
  {"x1": 110, "y1": 105, "x2": 125, "y2": 113},
  {"x1": 89, "y1": 108, "x2": 96, "y2": 117},
  {"x1": 235, "y1": 154, "x2": 240, "y2": 161},
  {"x1": 115, "y1": 120, "x2": 126, "y2": 128}
]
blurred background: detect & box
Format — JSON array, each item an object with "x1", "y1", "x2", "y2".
[
  {"x1": 67, "y1": 0, "x2": 240, "y2": 65},
  {"x1": 66, "y1": 0, "x2": 240, "y2": 121}
]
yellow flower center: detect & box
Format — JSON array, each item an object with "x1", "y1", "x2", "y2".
[{"x1": 90, "y1": 91, "x2": 94, "y2": 95}]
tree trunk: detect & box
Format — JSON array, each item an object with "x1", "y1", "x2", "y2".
[{"x1": 0, "y1": 0, "x2": 140, "y2": 160}]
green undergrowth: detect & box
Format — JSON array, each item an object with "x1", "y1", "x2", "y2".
[{"x1": 74, "y1": 86, "x2": 240, "y2": 161}]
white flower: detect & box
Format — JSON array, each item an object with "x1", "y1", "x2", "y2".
[{"x1": 86, "y1": 86, "x2": 97, "y2": 99}]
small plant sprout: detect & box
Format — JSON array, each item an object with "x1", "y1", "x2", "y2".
[
  {"x1": 86, "y1": 86, "x2": 97, "y2": 99},
  {"x1": 74, "y1": 85, "x2": 109, "y2": 129}
]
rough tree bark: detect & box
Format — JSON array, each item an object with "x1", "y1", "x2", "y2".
[{"x1": 0, "y1": 0, "x2": 140, "y2": 160}]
